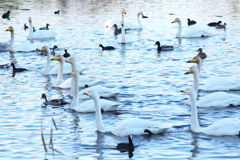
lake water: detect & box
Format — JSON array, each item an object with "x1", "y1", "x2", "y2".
[{"x1": 1, "y1": 0, "x2": 240, "y2": 159}]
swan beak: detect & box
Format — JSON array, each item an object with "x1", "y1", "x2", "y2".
[
  {"x1": 66, "y1": 59, "x2": 71, "y2": 63},
  {"x1": 28, "y1": 17, "x2": 32, "y2": 22},
  {"x1": 121, "y1": 21, "x2": 124, "y2": 26},
  {"x1": 6, "y1": 27, "x2": 11, "y2": 31},
  {"x1": 184, "y1": 69, "x2": 191, "y2": 74},
  {"x1": 51, "y1": 56, "x2": 58, "y2": 61},
  {"x1": 181, "y1": 89, "x2": 187, "y2": 93},
  {"x1": 69, "y1": 71, "x2": 73, "y2": 75},
  {"x1": 171, "y1": 19, "x2": 177, "y2": 23},
  {"x1": 85, "y1": 91, "x2": 91, "y2": 95},
  {"x1": 186, "y1": 58, "x2": 195, "y2": 63},
  {"x1": 122, "y1": 9, "x2": 127, "y2": 14},
  {"x1": 39, "y1": 47, "x2": 44, "y2": 51}
]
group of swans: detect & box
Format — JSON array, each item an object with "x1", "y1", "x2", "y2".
[{"x1": 183, "y1": 56, "x2": 240, "y2": 136}]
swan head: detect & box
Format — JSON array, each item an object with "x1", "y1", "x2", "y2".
[
  {"x1": 154, "y1": 41, "x2": 160, "y2": 46},
  {"x1": 122, "y1": 9, "x2": 127, "y2": 14},
  {"x1": 51, "y1": 54, "x2": 64, "y2": 62},
  {"x1": 187, "y1": 56, "x2": 201, "y2": 64},
  {"x1": 181, "y1": 87, "x2": 195, "y2": 96},
  {"x1": 172, "y1": 18, "x2": 180, "y2": 23},
  {"x1": 84, "y1": 89, "x2": 100, "y2": 99},
  {"x1": 121, "y1": 21, "x2": 125, "y2": 26},
  {"x1": 66, "y1": 57, "x2": 75, "y2": 65},
  {"x1": 40, "y1": 46, "x2": 49, "y2": 53},
  {"x1": 138, "y1": 11, "x2": 144, "y2": 16},
  {"x1": 6, "y1": 26, "x2": 13, "y2": 32},
  {"x1": 28, "y1": 17, "x2": 32, "y2": 22},
  {"x1": 185, "y1": 66, "x2": 198, "y2": 74}
]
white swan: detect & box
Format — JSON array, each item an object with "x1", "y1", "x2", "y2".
[
  {"x1": 118, "y1": 9, "x2": 132, "y2": 44},
  {"x1": 185, "y1": 66, "x2": 240, "y2": 107},
  {"x1": 40, "y1": 46, "x2": 87, "y2": 75},
  {"x1": 27, "y1": 17, "x2": 57, "y2": 40},
  {"x1": 84, "y1": 88, "x2": 169, "y2": 136},
  {"x1": 182, "y1": 87, "x2": 240, "y2": 136},
  {"x1": 105, "y1": 11, "x2": 145, "y2": 30},
  {"x1": 69, "y1": 70, "x2": 119, "y2": 112},
  {"x1": 200, "y1": 77, "x2": 240, "y2": 91},
  {"x1": 60, "y1": 57, "x2": 100, "y2": 92},
  {"x1": 6, "y1": 26, "x2": 38, "y2": 53},
  {"x1": 171, "y1": 18, "x2": 211, "y2": 38}
]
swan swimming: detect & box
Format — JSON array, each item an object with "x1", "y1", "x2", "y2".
[
  {"x1": 182, "y1": 87, "x2": 240, "y2": 136},
  {"x1": 83, "y1": 88, "x2": 169, "y2": 136}
]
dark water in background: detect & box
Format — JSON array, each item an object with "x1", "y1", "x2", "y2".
[{"x1": 1, "y1": 0, "x2": 240, "y2": 159}]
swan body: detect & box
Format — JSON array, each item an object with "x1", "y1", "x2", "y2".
[
  {"x1": 84, "y1": 89, "x2": 169, "y2": 136},
  {"x1": 79, "y1": 85, "x2": 118, "y2": 100},
  {"x1": 40, "y1": 46, "x2": 86, "y2": 75},
  {"x1": 172, "y1": 18, "x2": 211, "y2": 38},
  {"x1": 105, "y1": 11, "x2": 144, "y2": 30},
  {"x1": 200, "y1": 77, "x2": 240, "y2": 91},
  {"x1": 6, "y1": 26, "x2": 38, "y2": 53},
  {"x1": 69, "y1": 70, "x2": 119, "y2": 112},
  {"x1": 118, "y1": 9, "x2": 132, "y2": 44},
  {"x1": 27, "y1": 17, "x2": 57, "y2": 40},
  {"x1": 182, "y1": 87, "x2": 240, "y2": 136},
  {"x1": 197, "y1": 92, "x2": 240, "y2": 107}
]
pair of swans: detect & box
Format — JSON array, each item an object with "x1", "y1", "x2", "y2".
[
  {"x1": 185, "y1": 64, "x2": 240, "y2": 107},
  {"x1": 40, "y1": 46, "x2": 87, "y2": 75},
  {"x1": 118, "y1": 9, "x2": 132, "y2": 44},
  {"x1": 172, "y1": 18, "x2": 211, "y2": 38},
  {"x1": 75, "y1": 76, "x2": 168, "y2": 136},
  {"x1": 27, "y1": 17, "x2": 57, "y2": 40},
  {"x1": 188, "y1": 56, "x2": 240, "y2": 91},
  {"x1": 182, "y1": 87, "x2": 240, "y2": 136},
  {"x1": 69, "y1": 70, "x2": 119, "y2": 112},
  {"x1": 6, "y1": 26, "x2": 38, "y2": 53},
  {"x1": 105, "y1": 11, "x2": 145, "y2": 30}
]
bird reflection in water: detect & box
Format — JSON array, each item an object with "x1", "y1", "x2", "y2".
[{"x1": 117, "y1": 135, "x2": 134, "y2": 158}]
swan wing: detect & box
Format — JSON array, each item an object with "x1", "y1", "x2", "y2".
[
  {"x1": 75, "y1": 99, "x2": 119, "y2": 113},
  {"x1": 200, "y1": 77, "x2": 240, "y2": 91},
  {"x1": 197, "y1": 92, "x2": 240, "y2": 107},
  {"x1": 28, "y1": 30, "x2": 57, "y2": 40},
  {"x1": 203, "y1": 118, "x2": 240, "y2": 136},
  {"x1": 111, "y1": 119, "x2": 168, "y2": 136}
]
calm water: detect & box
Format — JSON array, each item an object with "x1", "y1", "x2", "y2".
[{"x1": 1, "y1": 0, "x2": 240, "y2": 159}]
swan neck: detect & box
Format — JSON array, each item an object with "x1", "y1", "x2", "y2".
[
  {"x1": 190, "y1": 92, "x2": 202, "y2": 132},
  {"x1": 197, "y1": 60, "x2": 202, "y2": 74},
  {"x1": 137, "y1": 14, "x2": 142, "y2": 29},
  {"x1": 176, "y1": 20, "x2": 182, "y2": 38},
  {"x1": 71, "y1": 74, "x2": 79, "y2": 109},
  {"x1": 93, "y1": 94, "x2": 105, "y2": 132},
  {"x1": 28, "y1": 20, "x2": 33, "y2": 39},
  {"x1": 71, "y1": 61, "x2": 76, "y2": 71},
  {"x1": 55, "y1": 60, "x2": 64, "y2": 87},
  {"x1": 193, "y1": 70, "x2": 199, "y2": 93},
  {"x1": 10, "y1": 30, "x2": 14, "y2": 52}
]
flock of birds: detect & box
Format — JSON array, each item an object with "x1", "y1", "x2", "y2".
[{"x1": 1, "y1": 8, "x2": 240, "y2": 152}]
